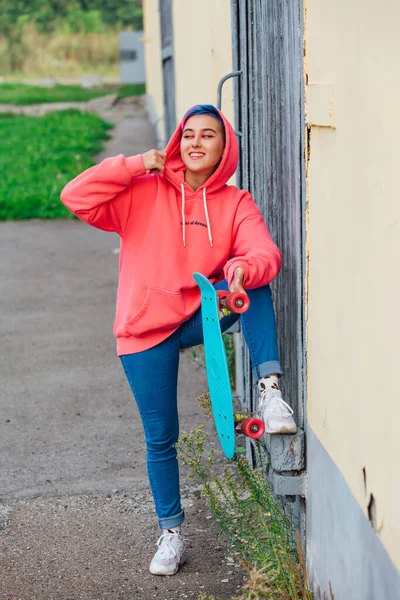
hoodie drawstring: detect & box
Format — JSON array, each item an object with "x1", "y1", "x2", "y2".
[
  {"x1": 180, "y1": 183, "x2": 186, "y2": 247},
  {"x1": 180, "y1": 183, "x2": 213, "y2": 248},
  {"x1": 203, "y1": 187, "x2": 213, "y2": 247}
]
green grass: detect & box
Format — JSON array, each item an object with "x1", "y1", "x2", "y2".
[
  {"x1": 0, "y1": 83, "x2": 145, "y2": 105},
  {"x1": 0, "y1": 109, "x2": 113, "y2": 220},
  {"x1": 116, "y1": 84, "x2": 146, "y2": 100}
]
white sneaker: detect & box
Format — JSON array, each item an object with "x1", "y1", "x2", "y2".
[
  {"x1": 149, "y1": 531, "x2": 185, "y2": 576},
  {"x1": 257, "y1": 379, "x2": 297, "y2": 435}
]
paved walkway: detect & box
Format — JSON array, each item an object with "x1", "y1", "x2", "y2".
[
  {"x1": 0, "y1": 94, "x2": 146, "y2": 121},
  {"x1": 0, "y1": 111, "x2": 244, "y2": 598}
]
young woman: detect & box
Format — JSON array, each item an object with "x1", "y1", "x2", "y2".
[{"x1": 61, "y1": 104, "x2": 296, "y2": 576}]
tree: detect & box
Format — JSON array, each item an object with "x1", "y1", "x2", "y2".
[
  {"x1": 78, "y1": 0, "x2": 143, "y2": 29},
  {"x1": 0, "y1": 0, "x2": 143, "y2": 70},
  {"x1": 0, "y1": 0, "x2": 143, "y2": 35}
]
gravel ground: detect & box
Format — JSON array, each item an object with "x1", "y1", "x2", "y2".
[
  {"x1": 0, "y1": 114, "x2": 246, "y2": 599},
  {"x1": 0, "y1": 487, "x2": 245, "y2": 600}
]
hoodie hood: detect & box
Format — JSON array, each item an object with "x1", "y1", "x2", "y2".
[
  {"x1": 162, "y1": 108, "x2": 239, "y2": 246},
  {"x1": 163, "y1": 108, "x2": 238, "y2": 195}
]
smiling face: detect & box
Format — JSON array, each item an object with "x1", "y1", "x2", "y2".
[{"x1": 180, "y1": 114, "x2": 225, "y2": 183}]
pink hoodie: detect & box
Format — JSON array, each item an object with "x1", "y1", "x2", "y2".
[{"x1": 60, "y1": 110, "x2": 282, "y2": 355}]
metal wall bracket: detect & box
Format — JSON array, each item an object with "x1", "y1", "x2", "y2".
[{"x1": 216, "y1": 70, "x2": 243, "y2": 138}]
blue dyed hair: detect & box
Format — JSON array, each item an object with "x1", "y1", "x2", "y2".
[{"x1": 182, "y1": 104, "x2": 225, "y2": 139}]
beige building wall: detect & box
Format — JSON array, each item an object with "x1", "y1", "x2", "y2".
[
  {"x1": 306, "y1": 0, "x2": 400, "y2": 568},
  {"x1": 171, "y1": 0, "x2": 234, "y2": 125},
  {"x1": 143, "y1": 0, "x2": 234, "y2": 146},
  {"x1": 142, "y1": 0, "x2": 165, "y2": 145}
]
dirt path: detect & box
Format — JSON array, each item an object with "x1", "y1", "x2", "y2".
[{"x1": 0, "y1": 112, "x2": 244, "y2": 598}]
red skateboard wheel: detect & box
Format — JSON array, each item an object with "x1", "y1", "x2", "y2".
[
  {"x1": 217, "y1": 290, "x2": 250, "y2": 314},
  {"x1": 235, "y1": 416, "x2": 265, "y2": 439}
]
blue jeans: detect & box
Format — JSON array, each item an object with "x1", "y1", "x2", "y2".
[{"x1": 120, "y1": 279, "x2": 282, "y2": 529}]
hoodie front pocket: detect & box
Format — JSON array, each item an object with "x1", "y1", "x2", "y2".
[{"x1": 125, "y1": 288, "x2": 186, "y2": 338}]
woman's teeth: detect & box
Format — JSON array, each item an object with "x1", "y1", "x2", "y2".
[{"x1": 189, "y1": 153, "x2": 205, "y2": 160}]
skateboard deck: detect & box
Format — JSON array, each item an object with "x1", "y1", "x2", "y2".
[{"x1": 193, "y1": 272, "x2": 236, "y2": 458}]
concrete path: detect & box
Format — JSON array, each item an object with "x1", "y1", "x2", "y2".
[
  {"x1": 0, "y1": 114, "x2": 244, "y2": 598},
  {"x1": 0, "y1": 94, "x2": 147, "y2": 122}
]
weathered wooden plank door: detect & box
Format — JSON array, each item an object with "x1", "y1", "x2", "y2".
[
  {"x1": 159, "y1": 0, "x2": 176, "y2": 140},
  {"x1": 231, "y1": 0, "x2": 305, "y2": 453}
]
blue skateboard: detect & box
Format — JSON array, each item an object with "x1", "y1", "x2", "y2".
[{"x1": 193, "y1": 273, "x2": 264, "y2": 459}]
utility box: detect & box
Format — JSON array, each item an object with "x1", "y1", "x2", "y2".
[{"x1": 119, "y1": 31, "x2": 145, "y2": 85}]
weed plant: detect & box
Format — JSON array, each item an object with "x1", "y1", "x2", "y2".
[
  {"x1": 177, "y1": 392, "x2": 314, "y2": 600},
  {"x1": 0, "y1": 109, "x2": 112, "y2": 220}
]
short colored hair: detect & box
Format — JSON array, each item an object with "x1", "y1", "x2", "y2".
[{"x1": 182, "y1": 104, "x2": 225, "y2": 138}]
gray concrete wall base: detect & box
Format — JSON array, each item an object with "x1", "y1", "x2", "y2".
[
  {"x1": 272, "y1": 471, "x2": 307, "y2": 498},
  {"x1": 307, "y1": 425, "x2": 400, "y2": 600},
  {"x1": 265, "y1": 429, "x2": 305, "y2": 471}
]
